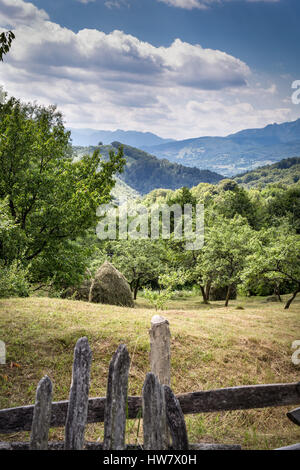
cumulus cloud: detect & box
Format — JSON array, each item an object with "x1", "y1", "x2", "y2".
[
  {"x1": 0, "y1": 0, "x2": 291, "y2": 139},
  {"x1": 1, "y1": 3, "x2": 250, "y2": 92},
  {"x1": 0, "y1": 0, "x2": 48, "y2": 27}
]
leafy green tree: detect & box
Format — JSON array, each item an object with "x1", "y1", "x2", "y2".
[
  {"x1": 201, "y1": 215, "x2": 254, "y2": 306},
  {"x1": 143, "y1": 270, "x2": 187, "y2": 310},
  {"x1": 212, "y1": 180, "x2": 258, "y2": 228},
  {"x1": 0, "y1": 96, "x2": 125, "y2": 287},
  {"x1": 100, "y1": 239, "x2": 168, "y2": 299},
  {"x1": 260, "y1": 184, "x2": 300, "y2": 233},
  {"x1": 0, "y1": 31, "x2": 15, "y2": 62},
  {"x1": 242, "y1": 226, "x2": 300, "y2": 309}
]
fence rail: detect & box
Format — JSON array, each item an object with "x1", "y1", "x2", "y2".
[
  {"x1": 1, "y1": 382, "x2": 300, "y2": 434},
  {"x1": 0, "y1": 315, "x2": 299, "y2": 450}
]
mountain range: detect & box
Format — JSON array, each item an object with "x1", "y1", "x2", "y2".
[
  {"x1": 142, "y1": 119, "x2": 300, "y2": 176},
  {"x1": 69, "y1": 128, "x2": 174, "y2": 148},
  {"x1": 70, "y1": 118, "x2": 300, "y2": 176}
]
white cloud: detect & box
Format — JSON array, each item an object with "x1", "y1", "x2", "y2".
[
  {"x1": 0, "y1": 0, "x2": 293, "y2": 139},
  {"x1": 158, "y1": 0, "x2": 280, "y2": 9},
  {"x1": 75, "y1": 0, "x2": 128, "y2": 6},
  {"x1": 0, "y1": 0, "x2": 48, "y2": 27}
]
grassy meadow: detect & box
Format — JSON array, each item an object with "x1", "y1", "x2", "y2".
[{"x1": 0, "y1": 294, "x2": 299, "y2": 450}]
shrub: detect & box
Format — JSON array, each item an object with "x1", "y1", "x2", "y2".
[{"x1": 0, "y1": 261, "x2": 30, "y2": 298}]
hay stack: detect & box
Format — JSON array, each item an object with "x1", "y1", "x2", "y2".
[{"x1": 89, "y1": 261, "x2": 134, "y2": 307}]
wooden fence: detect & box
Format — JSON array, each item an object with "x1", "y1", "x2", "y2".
[{"x1": 0, "y1": 315, "x2": 299, "y2": 450}]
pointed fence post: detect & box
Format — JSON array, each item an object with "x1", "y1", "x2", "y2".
[
  {"x1": 103, "y1": 344, "x2": 130, "y2": 450},
  {"x1": 142, "y1": 372, "x2": 168, "y2": 450},
  {"x1": 149, "y1": 315, "x2": 171, "y2": 387},
  {"x1": 149, "y1": 315, "x2": 171, "y2": 445},
  {"x1": 64, "y1": 337, "x2": 92, "y2": 450},
  {"x1": 163, "y1": 385, "x2": 189, "y2": 450},
  {"x1": 29, "y1": 376, "x2": 53, "y2": 450}
]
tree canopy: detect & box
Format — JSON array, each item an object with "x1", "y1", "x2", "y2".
[{"x1": 0, "y1": 96, "x2": 125, "y2": 288}]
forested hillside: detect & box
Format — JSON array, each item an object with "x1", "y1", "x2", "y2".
[
  {"x1": 73, "y1": 142, "x2": 223, "y2": 195},
  {"x1": 234, "y1": 157, "x2": 300, "y2": 188}
]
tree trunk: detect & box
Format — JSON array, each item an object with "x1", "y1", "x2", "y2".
[
  {"x1": 225, "y1": 285, "x2": 232, "y2": 307},
  {"x1": 133, "y1": 279, "x2": 140, "y2": 300},
  {"x1": 200, "y1": 285, "x2": 209, "y2": 304},
  {"x1": 284, "y1": 289, "x2": 299, "y2": 309},
  {"x1": 205, "y1": 281, "x2": 211, "y2": 302},
  {"x1": 274, "y1": 284, "x2": 282, "y2": 302}
]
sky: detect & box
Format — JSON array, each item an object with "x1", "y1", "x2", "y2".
[{"x1": 0, "y1": 0, "x2": 300, "y2": 139}]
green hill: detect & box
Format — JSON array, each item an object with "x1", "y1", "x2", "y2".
[
  {"x1": 234, "y1": 157, "x2": 300, "y2": 188},
  {"x1": 73, "y1": 143, "x2": 223, "y2": 195}
]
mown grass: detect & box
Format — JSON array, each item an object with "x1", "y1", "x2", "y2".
[{"x1": 0, "y1": 294, "x2": 299, "y2": 449}]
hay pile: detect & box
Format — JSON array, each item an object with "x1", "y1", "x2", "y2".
[{"x1": 89, "y1": 261, "x2": 134, "y2": 307}]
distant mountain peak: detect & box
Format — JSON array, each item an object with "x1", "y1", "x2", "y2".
[{"x1": 69, "y1": 127, "x2": 175, "y2": 148}]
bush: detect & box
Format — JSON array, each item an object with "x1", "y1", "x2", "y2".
[{"x1": 0, "y1": 261, "x2": 30, "y2": 298}]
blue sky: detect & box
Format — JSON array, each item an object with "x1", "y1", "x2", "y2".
[{"x1": 0, "y1": 0, "x2": 299, "y2": 138}]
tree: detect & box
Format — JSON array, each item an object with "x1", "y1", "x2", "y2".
[
  {"x1": 143, "y1": 270, "x2": 187, "y2": 310},
  {"x1": 212, "y1": 180, "x2": 258, "y2": 228},
  {"x1": 242, "y1": 226, "x2": 300, "y2": 309},
  {"x1": 0, "y1": 31, "x2": 15, "y2": 61},
  {"x1": 201, "y1": 215, "x2": 254, "y2": 306},
  {"x1": 0, "y1": 96, "x2": 125, "y2": 287},
  {"x1": 99, "y1": 239, "x2": 168, "y2": 299}
]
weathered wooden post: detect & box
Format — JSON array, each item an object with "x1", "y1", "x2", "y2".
[
  {"x1": 149, "y1": 315, "x2": 171, "y2": 386},
  {"x1": 163, "y1": 385, "x2": 189, "y2": 450},
  {"x1": 29, "y1": 376, "x2": 53, "y2": 450},
  {"x1": 142, "y1": 372, "x2": 168, "y2": 450},
  {"x1": 149, "y1": 315, "x2": 171, "y2": 445},
  {"x1": 64, "y1": 337, "x2": 92, "y2": 450},
  {"x1": 103, "y1": 344, "x2": 130, "y2": 450}
]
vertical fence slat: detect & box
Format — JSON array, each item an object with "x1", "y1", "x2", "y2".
[
  {"x1": 142, "y1": 372, "x2": 168, "y2": 450},
  {"x1": 103, "y1": 344, "x2": 130, "y2": 450},
  {"x1": 163, "y1": 384, "x2": 189, "y2": 450},
  {"x1": 64, "y1": 337, "x2": 92, "y2": 450},
  {"x1": 149, "y1": 315, "x2": 171, "y2": 387},
  {"x1": 29, "y1": 376, "x2": 52, "y2": 450}
]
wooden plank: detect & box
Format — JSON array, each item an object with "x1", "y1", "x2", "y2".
[
  {"x1": 177, "y1": 382, "x2": 300, "y2": 414},
  {"x1": 163, "y1": 385, "x2": 189, "y2": 450},
  {"x1": 103, "y1": 344, "x2": 130, "y2": 450},
  {"x1": 29, "y1": 376, "x2": 53, "y2": 450},
  {"x1": 142, "y1": 373, "x2": 168, "y2": 450},
  {"x1": 287, "y1": 407, "x2": 300, "y2": 426},
  {"x1": 1, "y1": 382, "x2": 300, "y2": 433},
  {"x1": 0, "y1": 441, "x2": 242, "y2": 450},
  {"x1": 64, "y1": 337, "x2": 92, "y2": 450}
]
